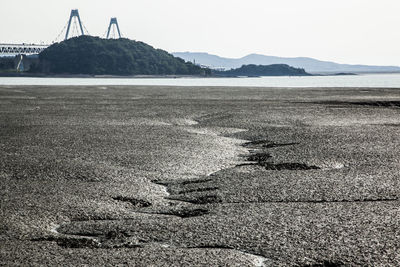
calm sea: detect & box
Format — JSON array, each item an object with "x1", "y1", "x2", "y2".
[{"x1": 1, "y1": 74, "x2": 400, "y2": 87}]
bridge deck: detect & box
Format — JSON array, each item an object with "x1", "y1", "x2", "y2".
[{"x1": 0, "y1": 43, "x2": 49, "y2": 55}]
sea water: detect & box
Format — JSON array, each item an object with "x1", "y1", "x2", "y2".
[{"x1": 1, "y1": 73, "x2": 400, "y2": 88}]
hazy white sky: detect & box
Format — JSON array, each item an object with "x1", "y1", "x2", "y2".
[{"x1": 1, "y1": 0, "x2": 400, "y2": 66}]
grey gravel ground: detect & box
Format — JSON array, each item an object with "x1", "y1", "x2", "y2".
[{"x1": 1, "y1": 85, "x2": 400, "y2": 266}]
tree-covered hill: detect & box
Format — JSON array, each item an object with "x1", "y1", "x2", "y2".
[
  {"x1": 0, "y1": 57, "x2": 15, "y2": 71},
  {"x1": 32, "y1": 36, "x2": 210, "y2": 76},
  {"x1": 214, "y1": 64, "x2": 310, "y2": 77}
]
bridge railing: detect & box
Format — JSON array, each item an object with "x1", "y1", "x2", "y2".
[{"x1": 0, "y1": 44, "x2": 49, "y2": 55}]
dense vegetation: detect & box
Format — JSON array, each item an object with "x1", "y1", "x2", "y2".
[
  {"x1": 214, "y1": 64, "x2": 310, "y2": 77},
  {"x1": 32, "y1": 36, "x2": 210, "y2": 76},
  {"x1": 0, "y1": 57, "x2": 15, "y2": 71}
]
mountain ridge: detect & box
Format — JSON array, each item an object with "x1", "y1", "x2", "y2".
[{"x1": 173, "y1": 52, "x2": 400, "y2": 74}]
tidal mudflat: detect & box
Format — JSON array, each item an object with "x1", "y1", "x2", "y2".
[{"x1": 1, "y1": 85, "x2": 400, "y2": 266}]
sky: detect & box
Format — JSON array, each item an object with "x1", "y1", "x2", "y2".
[{"x1": 1, "y1": 0, "x2": 400, "y2": 66}]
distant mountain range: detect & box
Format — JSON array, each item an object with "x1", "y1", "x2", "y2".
[{"x1": 173, "y1": 52, "x2": 400, "y2": 74}]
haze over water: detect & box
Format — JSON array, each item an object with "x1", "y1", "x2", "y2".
[{"x1": 2, "y1": 74, "x2": 400, "y2": 88}]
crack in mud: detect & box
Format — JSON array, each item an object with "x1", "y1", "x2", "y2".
[
  {"x1": 243, "y1": 139, "x2": 299, "y2": 149},
  {"x1": 29, "y1": 115, "x2": 398, "y2": 266},
  {"x1": 263, "y1": 142, "x2": 300, "y2": 148},
  {"x1": 168, "y1": 196, "x2": 399, "y2": 206},
  {"x1": 40, "y1": 223, "x2": 269, "y2": 266},
  {"x1": 247, "y1": 152, "x2": 272, "y2": 162},
  {"x1": 35, "y1": 119, "x2": 241, "y2": 253},
  {"x1": 302, "y1": 260, "x2": 345, "y2": 267},
  {"x1": 168, "y1": 194, "x2": 223, "y2": 205},
  {"x1": 112, "y1": 196, "x2": 152, "y2": 208},
  {"x1": 238, "y1": 160, "x2": 321, "y2": 171},
  {"x1": 177, "y1": 186, "x2": 219, "y2": 195},
  {"x1": 33, "y1": 236, "x2": 268, "y2": 266},
  {"x1": 239, "y1": 140, "x2": 320, "y2": 171},
  {"x1": 221, "y1": 197, "x2": 399, "y2": 205},
  {"x1": 260, "y1": 162, "x2": 320, "y2": 170},
  {"x1": 181, "y1": 178, "x2": 213, "y2": 185},
  {"x1": 350, "y1": 101, "x2": 400, "y2": 107},
  {"x1": 32, "y1": 236, "x2": 102, "y2": 248},
  {"x1": 152, "y1": 208, "x2": 210, "y2": 218},
  {"x1": 314, "y1": 100, "x2": 400, "y2": 108}
]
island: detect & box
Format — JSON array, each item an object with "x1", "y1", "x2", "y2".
[
  {"x1": 213, "y1": 64, "x2": 311, "y2": 77},
  {"x1": 28, "y1": 36, "x2": 211, "y2": 76}
]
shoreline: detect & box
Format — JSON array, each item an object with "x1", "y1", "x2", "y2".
[
  {"x1": 0, "y1": 73, "x2": 209, "y2": 79},
  {"x1": 2, "y1": 72, "x2": 400, "y2": 79}
]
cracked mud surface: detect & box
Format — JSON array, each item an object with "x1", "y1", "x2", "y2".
[{"x1": 1, "y1": 86, "x2": 400, "y2": 266}]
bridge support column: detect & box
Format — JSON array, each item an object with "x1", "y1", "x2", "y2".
[
  {"x1": 106, "y1": 18, "x2": 122, "y2": 39},
  {"x1": 65, "y1": 9, "x2": 85, "y2": 40}
]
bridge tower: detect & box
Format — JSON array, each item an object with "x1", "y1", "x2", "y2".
[
  {"x1": 65, "y1": 9, "x2": 85, "y2": 40},
  {"x1": 106, "y1": 18, "x2": 122, "y2": 39}
]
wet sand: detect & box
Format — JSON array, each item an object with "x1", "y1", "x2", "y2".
[{"x1": 1, "y1": 85, "x2": 400, "y2": 266}]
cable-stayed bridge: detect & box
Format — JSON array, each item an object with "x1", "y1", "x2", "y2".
[{"x1": 0, "y1": 9, "x2": 122, "y2": 56}]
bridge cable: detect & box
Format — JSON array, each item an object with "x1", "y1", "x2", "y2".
[
  {"x1": 81, "y1": 22, "x2": 90, "y2": 36},
  {"x1": 102, "y1": 28, "x2": 108, "y2": 39},
  {"x1": 52, "y1": 20, "x2": 69, "y2": 43}
]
